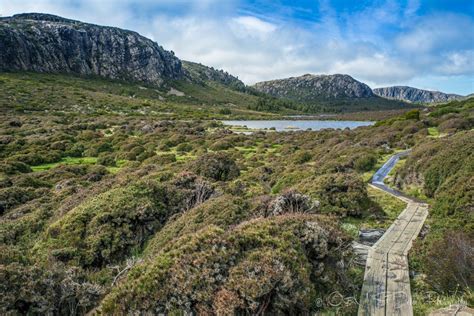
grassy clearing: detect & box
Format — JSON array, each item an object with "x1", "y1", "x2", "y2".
[
  {"x1": 428, "y1": 127, "x2": 440, "y2": 137},
  {"x1": 368, "y1": 186, "x2": 406, "y2": 221},
  {"x1": 344, "y1": 167, "x2": 407, "y2": 232},
  {"x1": 427, "y1": 127, "x2": 448, "y2": 138},
  {"x1": 341, "y1": 187, "x2": 406, "y2": 232},
  {"x1": 31, "y1": 157, "x2": 98, "y2": 171},
  {"x1": 106, "y1": 160, "x2": 128, "y2": 173},
  {"x1": 156, "y1": 148, "x2": 196, "y2": 162},
  {"x1": 30, "y1": 157, "x2": 128, "y2": 173}
]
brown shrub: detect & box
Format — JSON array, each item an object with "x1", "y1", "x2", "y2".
[{"x1": 423, "y1": 231, "x2": 473, "y2": 293}]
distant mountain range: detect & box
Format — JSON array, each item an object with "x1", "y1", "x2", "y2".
[
  {"x1": 252, "y1": 74, "x2": 410, "y2": 111},
  {"x1": 0, "y1": 13, "x2": 469, "y2": 112},
  {"x1": 373, "y1": 86, "x2": 464, "y2": 104}
]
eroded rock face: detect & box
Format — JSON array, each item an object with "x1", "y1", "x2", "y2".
[
  {"x1": 252, "y1": 73, "x2": 375, "y2": 101},
  {"x1": 373, "y1": 86, "x2": 463, "y2": 103},
  {"x1": 0, "y1": 13, "x2": 184, "y2": 86}
]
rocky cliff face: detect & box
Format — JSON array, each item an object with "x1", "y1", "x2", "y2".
[
  {"x1": 0, "y1": 13, "x2": 184, "y2": 86},
  {"x1": 373, "y1": 86, "x2": 463, "y2": 104},
  {"x1": 252, "y1": 74, "x2": 375, "y2": 102}
]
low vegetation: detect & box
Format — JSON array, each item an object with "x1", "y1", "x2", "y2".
[{"x1": 1, "y1": 72, "x2": 472, "y2": 314}]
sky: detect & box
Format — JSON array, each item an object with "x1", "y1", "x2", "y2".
[{"x1": 1, "y1": 0, "x2": 474, "y2": 94}]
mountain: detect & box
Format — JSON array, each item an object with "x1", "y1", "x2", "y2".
[
  {"x1": 252, "y1": 74, "x2": 409, "y2": 112},
  {"x1": 0, "y1": 13, "x2": 185, "y2": 86},
  {"x1": 253, "y1": 74, "x2": 374, "y2": 100},
  {"x1": 0, "y1": 13, "x2": 410, "y2": 114},
  {"x1": 0, "y1": 13, "x2": 247, "y2": 90},
  {"x1": 373, "y1": 86, "x2": 463, "y2": 104}
]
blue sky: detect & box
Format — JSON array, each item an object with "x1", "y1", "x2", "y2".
[{"x1": 1, "y1": 0, "x2": 473, "y2": 94}]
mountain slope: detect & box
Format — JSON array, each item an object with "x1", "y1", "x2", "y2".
[
  {"x1": 182, "y1": 61, "x2": 245, "y2": 90},
  {"x1": 373, "y1": 86, "x2": 463, "y2": 104},
  {"x1": 252, "y1": 74, "x2": 410, "y2": 112}
]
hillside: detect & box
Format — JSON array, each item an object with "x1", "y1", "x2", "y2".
[
  {"x1": 182, "y1": 61, "x2": 245, "y2": 90},
  {"x1": 0, "y1": 71, "x2": 282, "y2": 119},
  {"x1": 373, "y1": 86, "x2": 463, "y2": 104},
  {"x1": 253, "y1": 74, "x2": 411, "y2": 112}
]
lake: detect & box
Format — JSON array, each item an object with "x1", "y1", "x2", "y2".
[{"x1": 222, "y1": 120, "x2": 374, "y2": 132}]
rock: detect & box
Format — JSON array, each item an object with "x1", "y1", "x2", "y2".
[
  {"x1": 359, "y1": 228, "x2": 385, "y2": 245},
  {"x1": 351, "y1": 241, "x2": 370, "y2": 266},
  {"x1": 140, "y1": 124, "x2": 154, "y2": 133},
  {"x1": 373, "y1": 86, "x2": 463, "y2": 103},
  {"x1": 167, "y1": 88, "x2": 185, "y2": 97},
  {"x1": 8, "y1": 120, "x2": 22, "y2": 127}
]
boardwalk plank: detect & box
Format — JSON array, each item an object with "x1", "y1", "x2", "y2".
[{"x1": 358, "y1": 152, "x2": 428, "y2": 316}]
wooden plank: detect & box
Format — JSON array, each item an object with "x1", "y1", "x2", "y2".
[
  {"x1": 386, "y1": 254, "x2": 412, "y2": 316},
  {"x1": 358, "y1": 249, "x2": 388, "y2": 316},
  {"x1": 359, "y1": 152, "x2": 428, "y2": 316}
]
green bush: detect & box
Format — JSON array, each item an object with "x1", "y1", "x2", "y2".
[
  {"x1": 36, "y1": 181, "x2": 172, "y2": 267},
  {"x1": 293, "y1": 151, "x2": 312, "y2": 164},
  {"x1": 101, "y1": 215, "x2": 352, "y2": 315},
  {"x1": 176, "y1": 142, "x2": 193, "y2": 153},
  {"x1": 404, "y1": 109, "x2": 420, "y2": 120},
  {"x1": 97, "y1": 153, "x2": 116, "y2": 166},
  {"x1": 354, "y1": 154, "x2": 377, "y2": 172},
  {"x1": 192, "y1": 152, "x2": 240, "y2": 181},
  {"x1": 0, "y1": 161, "x2": 32, "y2": 174},
  {"x1": 422, "y1": 231, "x2": 473, "y2": 293},
  {"x1": 296, "y1": 173, "x2": 371, "y2": 216},
  {"x1": 0, "y1": 263, "x2": 104, "y2": 315}
]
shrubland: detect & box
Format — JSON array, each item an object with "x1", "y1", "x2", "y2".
[{"x1": 1, "y1": 72, "x2": 473, "y2": 314}]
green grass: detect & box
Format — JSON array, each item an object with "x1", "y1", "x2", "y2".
[
  {"x1": 427, "y1": 127, "x2": 448, "y2": 138},
  {"x1": 156, "y1": 148, "x2": 196, "y2": 162},
  {"x1": 428, "y1": 127, "x2": 440, "y2": 137},
  {"x1": 235, "y1": 146, "x2": 258, "y2": 159},
  {"x1": 367, "y1": 186, "x2": 406, "y2": 221},
  {"x1": 341, "y1": 186, "x2": 406, "y2": 232},
  {"x1": 30, "y1": 157, "x2": 129, "y2": 173},
  {"x1": 106, "y1": 160, "x2": 128, "y2": 173},
  {"x1": 31, "y1": 157, "x2": 98, "y2": 171}
]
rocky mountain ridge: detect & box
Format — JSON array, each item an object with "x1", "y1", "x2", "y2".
[
  {"x1": 253, "y1": 74, "x2": 375, "y2": 101},
  {"x1": 0, "y1": 13, "x2": 185, "y2": 86},
  {"x1": 0, "y1": 13, "x2": 245, "y2": 89},
  {"x1": 373, "y1": 86, "x2": 464, "y2": 104}
]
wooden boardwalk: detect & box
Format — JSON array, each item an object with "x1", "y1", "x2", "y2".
[{"x1": 358, "y1": 152, "x2": 429, "y2": 316}]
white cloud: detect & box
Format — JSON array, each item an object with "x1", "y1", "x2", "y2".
[{"x1": 232, "y1": 16, "x2": 277, "y2": 36}]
